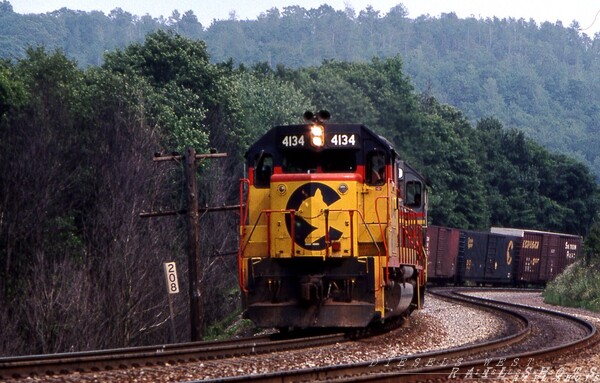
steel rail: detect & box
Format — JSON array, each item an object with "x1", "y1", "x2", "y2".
[
  {"x1": 0, "y1": 331, "x2": 348, "y2": 379},
  {"x1": 199, "y1": 289, "x2": 532, "y2": 383},
  {"x1": 348, "y1": 289, "x2": 598, "y2": 382},
  {"x1": 199, "y1": 288, "x2": 597, "y2": 383}
]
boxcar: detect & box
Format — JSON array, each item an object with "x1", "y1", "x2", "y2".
[
  {"x1": 490, "y1": 228, "x2": 582, "y2": 284},
  {"x1": 457, "y1": 230, "x2": 521, "y2": 285},
  {"x1": 426, "y1": 225, "x2": 460, "y2": 283}
]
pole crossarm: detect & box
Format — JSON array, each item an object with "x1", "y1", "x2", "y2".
[
  {"x1": 139, "y1": 204, "x2": 244, "y2": 218},
  {"x1": 153, "y1": 152, "x2": 227, "y2": 162}
]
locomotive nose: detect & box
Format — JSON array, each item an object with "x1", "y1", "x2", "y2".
[{"x1": 269, "y1": 176, "x2": 358, "y2": 257}]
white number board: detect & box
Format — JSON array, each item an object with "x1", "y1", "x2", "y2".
[
  {"x1": 163, "y1": 262, "x2": 180, "y2": 294},
  {"x1": 328, "y1": 133, "x2": 356, "y2": 146},
  {"x1": 280, "y1": 134, "x2": 305, "y2": 147}
]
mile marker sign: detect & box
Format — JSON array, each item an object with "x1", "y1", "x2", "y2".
[{"x1": 164, "y1": 262, "x2": 180, "y2": 294}]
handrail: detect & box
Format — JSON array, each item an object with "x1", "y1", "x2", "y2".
[
  {"x1": 325, "y1": 208, "x2": 381, "y2": 258},
  {"x1": 238, "y1": 179, "x2": 250, "y2": 292},
  {"x1": 239, "y1": 209, "x2": 297, "y2": 256},
  {"x1": 398, "y1": 206, "x2": 428, "y2": 285},
  {"x1": 237, "y1": 194, "x2": 429, "y2": 292},
  {"x1": 324, "y1": 209, "x2": 330, "y2": 257},
  {"x1": 375, "y1": 195, "x2": 390, "y2": 288},
  {"x1": 240, "y1": 208, "x2": 382, "y2": 260}
]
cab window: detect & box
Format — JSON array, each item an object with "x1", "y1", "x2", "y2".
[
  {"x1": 405, "y1": 181, "x2": 422, "y2": 208},
  {"x1": 283, "y1": 151, "x2": 317, "y2": 173},
  {"x1": 366, "y1": 151, "x2": 386, "y2": 186},
  {"x1": 254, "y1": 154, "x2": 273, "y2": 188},
  {"x1": 322, "y1": 150, "x2": 356, "y2": 173}
]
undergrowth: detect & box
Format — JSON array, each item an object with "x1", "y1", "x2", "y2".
[
  {"x1": 543, "y1": 261, "x2": 600, "y2": 311},
  {"x1": 203, "y1": 310, "x2": 256, "y2": 341}
]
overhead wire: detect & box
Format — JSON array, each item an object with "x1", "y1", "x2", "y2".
[{"x1": 579, "y1": 8, "x2": 600, "y2": 31}]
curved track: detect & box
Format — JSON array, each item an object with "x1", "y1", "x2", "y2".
[
  {"x1": 196, "y1": 288, "x2": 596, "y2": 382},
  {"x1": 0, "y1": 330, "x2": 348, "y2": 380},
  {"x1": 3, "y1": 289, "x2": 595, "y2": 382}
]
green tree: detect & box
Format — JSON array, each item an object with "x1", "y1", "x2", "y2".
[
  {"x1": 0, "y1": 60, "x2": 26, "y2": 119},
  {"x1": 229, "y1": 68, "x2": 310, "y2": 155},
  {"x1": 584, "y1": 222, "x2": 600, "y2": 265},
  {"x1": 0, "y1": 48, "x2": 92, "y2": 353},
  {"x1": 475, "y1": 117, "x2": 599, "y2": 234},
  {"x1": 418, "y1": 101, "x2": 489, "y2": 229},
  {"x1": 177, "y1": 10, "x2": 204, "y2": 37},
  {"x1": 102, "y1": 30, "x2": 218, "y2": 151}
]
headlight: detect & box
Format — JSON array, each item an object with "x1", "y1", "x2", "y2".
[{"x1": 310, "y1": 125, "x2": 324, "y2": 147}]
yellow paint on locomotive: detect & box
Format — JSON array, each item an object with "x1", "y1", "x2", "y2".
[
  {"x1": 241, "y1": 178, "x2": 423, "y2": 254},
  {"x1": 238, "y1": 121, "x2": 429, "y2": 328},
  {"x1": 239, "y1": 187, "x2": 270, "y2": 257},
  {"x1": 241, "y1": 177, "x2": 397, "y2": 261},
  {"x1": 268, "y1": 179, "x2": 360, "y2": 258},
  {"x1": 371, "y1": 255, "x2": 385, "y2": 317},
  {"x1": 239, "y1": 175, "x2": 427, "y2": 323}
]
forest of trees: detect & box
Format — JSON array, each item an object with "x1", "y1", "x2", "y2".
[
  {"x1": 2, "y1": 1, "x2": 600, "y2": 179},
  {"x1": 1, "y1": 2, "x2": 600, "y2": 356}
]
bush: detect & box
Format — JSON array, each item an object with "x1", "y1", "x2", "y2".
[{"x1": 543, "y1": 261, "x2": 600, "y2": 311}]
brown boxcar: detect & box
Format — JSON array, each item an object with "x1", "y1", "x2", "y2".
[
  {"x1": 490, "y1": 228, "x2": 582, "y2": 284},
  {"x1": 426, "y1": 225, "x2": 460, "y2": 283}
]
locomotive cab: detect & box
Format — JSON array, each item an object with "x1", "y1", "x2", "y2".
[{"x1": 239, "y1": 113, "x2": 428, "y2": 329}]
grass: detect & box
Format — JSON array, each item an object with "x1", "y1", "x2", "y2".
[
  {"x1": 543, "y1": 261, "x2": 600, "y2": 312},
  {"x1": 203, "y1": 310, "x2": 257, "y2": 341}
]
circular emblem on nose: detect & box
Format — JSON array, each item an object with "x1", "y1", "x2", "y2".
[{"x1": 285, "y1": 183, "x2": 343, "y2": 250}]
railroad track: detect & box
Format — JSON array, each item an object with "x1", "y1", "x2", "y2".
[
  {"x1": 0, "y1": 330, "x2": 348, "y2": 380},
  {"x1": 4, "y1": 289, "x2": 595, "y2": 382},
  {"x1": 196, "y1": 288, "x2": 597, "y2": 383}
]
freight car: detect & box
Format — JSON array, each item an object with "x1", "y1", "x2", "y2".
[
  {"x1": 238, "y1": 111, "x2": 428, "y2": 329},
  {"x1": 427, "y1": 225, "x2": 582, "y2": 286},
  {"x1": 490, "y1": 227, "x2": 581, "y2": 284}
]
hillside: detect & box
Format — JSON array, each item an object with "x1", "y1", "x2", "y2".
[
  {"x1": 1, "y1": 2, "x2": 598, "y2": 179},
  {"x1": 203, "y1": 6, "x2": 600, "y2": 180},
  {"x1": 1, "y1": 28, "x2": 598, "y2": 356}
]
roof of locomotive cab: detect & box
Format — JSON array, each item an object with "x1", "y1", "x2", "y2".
[{"x1": 244, "y1": 123, "x2": 396, "y2": 163}]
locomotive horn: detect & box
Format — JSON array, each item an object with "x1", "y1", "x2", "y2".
[
  {"x1": 303, "y1": 110, "x2": 331, "y2": 123},
  {"x1": 316, "y1": 110, "x2": 331, "y2": 122}
]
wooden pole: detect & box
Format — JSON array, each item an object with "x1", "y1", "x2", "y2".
[
  {"x1": 145, "y1": 149, "x2": 227, "y2": 342},
  {"x1": 184, "y1": 147, "x2": 203, "y2": 341}
]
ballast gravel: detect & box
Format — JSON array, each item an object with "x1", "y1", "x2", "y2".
[
  {"x1": 465, "y1": 290, "x2": 600, "y2": 383},
  {"x1": 8, "y1": 294, "x2": 509, "y2": 382}
]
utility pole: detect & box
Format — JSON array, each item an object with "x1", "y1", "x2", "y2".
[
  {"x1": 184, "y1": 147, "x2": 203, "y2": 341},
  {"x1": 145, "y1": 148, "x2": 228, "y2": 341}
]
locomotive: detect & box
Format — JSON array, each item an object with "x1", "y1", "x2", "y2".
[
  {"x1": 238, "y1": 111, "x2": 428, "y2": 329},
  {"x1": 427, "y1": 225, "x2": 582, "y2": 286}
]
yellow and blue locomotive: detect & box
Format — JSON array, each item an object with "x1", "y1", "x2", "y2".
[{"x1": 238, "y1": 111, "x2": 428, "y2": 329}]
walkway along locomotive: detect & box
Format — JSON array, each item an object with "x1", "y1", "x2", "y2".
[{"x1": 238, "y1": 111, "x2": 428, "y2": 329}]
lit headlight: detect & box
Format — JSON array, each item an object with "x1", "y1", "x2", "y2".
[{"x1": 310, "y1": 125, "x2": 324, "y2": 147}]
